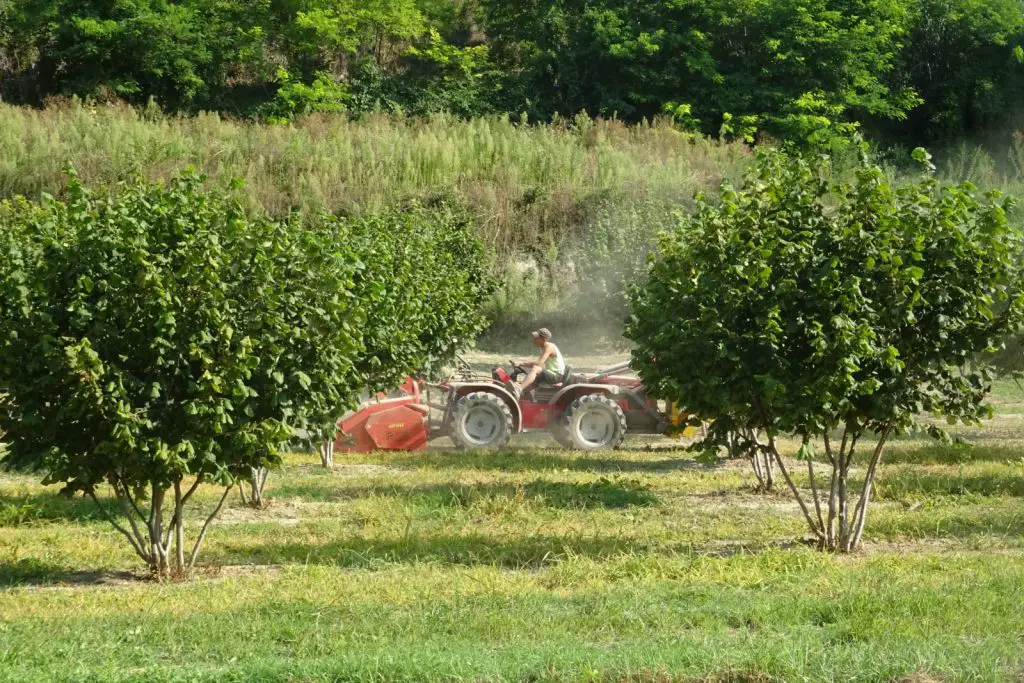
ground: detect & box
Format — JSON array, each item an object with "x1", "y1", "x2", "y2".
[{"x1": 0, "y1": 370, "x2": 1022, "y2": 682}]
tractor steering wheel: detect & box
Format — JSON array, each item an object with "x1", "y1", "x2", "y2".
[
  {"x1": 453, "y1": 354, "x2": 474, "y2": 381},
  {"x1": 507, "y1": 361, "x2": 528, "y2": 384}
]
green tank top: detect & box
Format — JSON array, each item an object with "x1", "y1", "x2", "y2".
[{"x1": 544, "y1": 343, "x2": 565, "y2": 375}]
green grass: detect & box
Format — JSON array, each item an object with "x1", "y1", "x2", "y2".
[
  {"x1": 2, "y1": 423, "x2": 1023, "y2": 681},
  {"x1": 1, "y1": 552, "x2": 1021, "y2": 682},
  {"x1": 1, "y1": 380, "x2": 1023, "y2": 681}
]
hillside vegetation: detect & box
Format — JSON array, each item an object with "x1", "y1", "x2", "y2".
[
  {"x1": 2, "y1": 102, "x2": 1024, "y2": 345},
  {"x1": 3, "y1": 0, "x2": 1024, "y2": 146}
]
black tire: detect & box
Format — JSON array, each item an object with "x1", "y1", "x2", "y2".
[
  {"x1": 561, "y1": 394, "x2": 627, "y2": 451},
  {"x1": 550, "y1": 419, "x2": 576, "y2": 449},
  {"x1": 450, "y1": 391, "x2": 514, "y2": 450}
]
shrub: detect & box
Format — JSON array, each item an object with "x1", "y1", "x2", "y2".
[
  {"x1": 627, "y1": 145, "x2": 1024, "y2": 552},
  {"x1": 338, "y1": 202, "x2": 496, "y2": 390},
  {"x1": 0, "y1": 170, "x2": 363, "y2": 575}
]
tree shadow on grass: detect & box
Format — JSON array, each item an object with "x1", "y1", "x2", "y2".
[
  {"x1": 271, "y1": 478, "x2": 661, "y2": 510},
  {"x1": 207, "y1": 531, "x2": 785, "y2": 571},
  {"x1": 0, "y1": 558, "x2": 142, "y2": 588},
  {"x1": 366, "y1": 449, "x2": 709, "y2": 474},
  {"x1": 0, "y1": 491, "x2": 109, "y2": 527}
]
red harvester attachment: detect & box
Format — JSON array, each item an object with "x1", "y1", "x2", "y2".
[{"x1": 334, "y1": 381, "x2": 430, "y2": 452}]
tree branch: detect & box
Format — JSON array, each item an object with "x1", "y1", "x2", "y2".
[
  {"x1": 180, "y1": 475, "x2": 204, "y2": 506},
  {"x1": 87, "y1": 488, "x2": 148, "y2": 562},
  {"x1": 115, "y1": 474, "x2": 148, "y2": 524},
  {"x1": 187, "y1": 486, "x2": 232, "y2": 570},
  {"x1": 844, "y1": 432, "x2": 861, "y2": 475},
  {"x1": 111, "y1": 479, "x2": 150, "y2": 561},
  {"x1": 850, "y1": 428, "x2": 892, "y2": 551},
  {"x1": 163, "y1": 475, "x2": 205, "y2": 549},
  {"x1": 823, "y1": 432, "x2": 836, "y2": 466},
  {"x1": 768, "y1": 434, "x2": 824, "y2": 541}
]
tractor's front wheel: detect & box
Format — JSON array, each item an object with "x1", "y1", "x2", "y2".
[
  {"x1": 561, "y1": 394, "x2": 627, "y2": 451},
  {"x1": 450, "y1": 392, "x2": 514, "y2": 450}
]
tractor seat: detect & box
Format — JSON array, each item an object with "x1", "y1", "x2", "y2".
[{"x1": 557, "y1": 366, "x2": 580, "y2": 387}]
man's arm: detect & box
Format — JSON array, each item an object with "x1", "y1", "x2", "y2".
[
  {"x1": 513, "y1": 346, "x2": 554, "y2": 368},
  {"x1": 534, "y1": 345, "x2": 554, "y2": 368}
]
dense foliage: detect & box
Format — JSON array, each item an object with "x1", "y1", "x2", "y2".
[
  {"x1": 627, "y1": 146, "x2": 1024, "y2": 551},
  {"x1": 2, "y1": 0, "x2": 1022, "y2": 143},
  {"x1": 339, "y1": 203, "x2": 496, "y2": 390},
  {"x1": 0, "y1": 169, "x2": 492, "y2": 573}
]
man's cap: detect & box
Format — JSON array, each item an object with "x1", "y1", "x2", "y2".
[{"x1": 531, "y1": 328, "x2": 552, "y2": 340}]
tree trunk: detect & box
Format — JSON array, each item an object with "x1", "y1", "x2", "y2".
[
  {"x1": 748, "y1": 443, "x2": 765, "y2": 488},
  {"x1": 762, "y1": 449, "x2": 775, "y2": 491},
  {"x1": 836, "y1": 435, "x2": 858, "y2": 552},
  {"x1": 768, "y1": 434, "x2": 824, "y2": 544},
  {"x1": 824, "y1": 431, "x2": 846, "y2": 548},
  {"x1": 806, "y1": 449, "x2": 825, "y2": 533},
  {"x1": 319, "y1": 440, "x2": 335, "y2": 469},
  {"x1": 187, "y1": 486, "x2": 232, "y2": 570},
  {"x1": 248, "y1": 467, "x2": 269, "y2": 508},
  {"x1": 848, "y1": 430, "x2": 891, "y2": 551},
  {"x1": 147, "y1": 484, "x2": 169, "y2": 577},
  {"x1": 88, "y1": 475, "x2": 226, "y2": 577},
  {"x1": 174, "y1": 480, "x2": 185, "y2": 576},
  {"x1": 737, "y1": 430, "x2": 773, "y2": 492},
  {"x1": 826, "y1": 464, "x2": 839, "y2": 547}
]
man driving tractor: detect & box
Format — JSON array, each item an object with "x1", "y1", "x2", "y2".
[{"x1": 514, "y1": 328, "x2": 566, "y2": 394}]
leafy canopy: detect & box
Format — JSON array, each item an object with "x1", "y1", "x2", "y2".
[
  {"x1": 627, "y1": 146, "x2": 1024, "y2": 444},
  {"x1": 0, "y1": 170, "x2": 364, "y2": 493},
  {"x1": 0, "y1": 169, "x2": 494, "y2": 572},
  {"x1": 338, "y1": 202, "x2": 496, "y2": 390}
]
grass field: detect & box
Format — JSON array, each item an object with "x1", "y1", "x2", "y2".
[{"x1": 1, "y1": 379, "x2": 1023, "y2": 681}]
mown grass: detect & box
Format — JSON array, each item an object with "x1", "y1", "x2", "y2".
[
  {"x1": 2, "y1": 412, "x2": 1024, "y2": 681},
  {"x1": 1, "y1": 552, "x2": 1022, "y2": 682}
]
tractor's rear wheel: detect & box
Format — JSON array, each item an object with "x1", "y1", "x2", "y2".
[
  {"x1": 450, "y1": 392, "x2": 514, "y2": 450},
  {"x1": 562, "y1": 394, "x2": 627, "y2": 451}
]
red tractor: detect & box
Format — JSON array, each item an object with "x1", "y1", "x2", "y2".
[{"x1": 333, "y1": 359, "x2": 693, "y2": 453}]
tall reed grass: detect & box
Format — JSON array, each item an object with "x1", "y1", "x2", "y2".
[
  {"x1": 0, "y1": 101, "x2": 749, "y2": 251},
  {"x1": 2, "y1": 100, "x2": 1022, "y2": 347}
]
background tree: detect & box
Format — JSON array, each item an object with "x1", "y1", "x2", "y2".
[
  {"x1": 309, "y1": 202, "x2": 495, "y2": 468},
  {"x1": 4, "y1": 0, "x2": 1024, "y2": 147},
  {"x1": 627, "y1": 145, "x2": 1024, "y2": 552},
  {"x1": 0, "y1": 170, "x2": 365, "y2": 575},
  {"x1": 1, "y1": 0, "x2": 273, "y2": 111},
  {"x1": 883, "y1": 0, "x2": 1024, "y2": 143},
  {"x1": 481, "y1": 0, "x2": 918, "y2": 136}
]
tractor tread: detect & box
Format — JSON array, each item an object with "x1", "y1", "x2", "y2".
[
  {"x1": 450, "y1": 391, "x2": 514, "y2": 450},
  {"x1": 561, "y1": 393, "x2": 627, "y2": 451}
]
